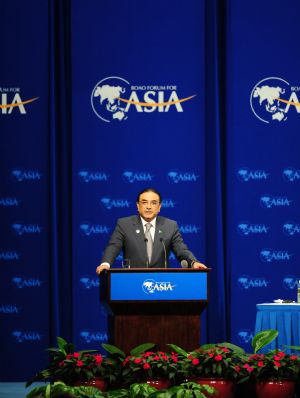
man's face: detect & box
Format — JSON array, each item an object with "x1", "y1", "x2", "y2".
[{"x1": 137, "y1": 191, "x2": 162, "y2": 222}]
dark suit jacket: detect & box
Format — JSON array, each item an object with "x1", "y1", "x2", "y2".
[{"x1": 101, "y1": 215, "x2": 197, "y2": 268}]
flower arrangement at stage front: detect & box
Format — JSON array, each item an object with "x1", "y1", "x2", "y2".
[
  {"x1": 183, "y1": 346, "x2": 244, "y2": 381},
  {"x1": 168, "y1": 343, "x2": 246, "y2": 382},
  {"x1": 54, "y1": 351, "x2": 114, "y2": 385},
  {"x1": 121, "y1": 350, "x2": 180, "y2": 384},
  {"x1": 26, "y1": 337, "x2": 117, "y2": 387},
  {"x1": 242, "y1": 350, "x2": 300, "y2": 381}
]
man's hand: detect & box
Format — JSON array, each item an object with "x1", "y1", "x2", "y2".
[
  {"x1": 192, "y1": 261, "x2": 207, "y2": 269},
  {"x1": 96, "y1": 264, "x2": 110, "y2": 275}
]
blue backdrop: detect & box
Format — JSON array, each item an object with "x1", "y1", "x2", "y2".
[{"x1": 1, "y1": 0, "x2": 300, "y2": 381}]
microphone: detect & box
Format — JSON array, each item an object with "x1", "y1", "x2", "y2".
[
  {"x1": 180, "y1": 259, "x2": 189, "y2": 268},
  {"x1": 160, "y1": 238, "x2": 167, "y2": 268}
]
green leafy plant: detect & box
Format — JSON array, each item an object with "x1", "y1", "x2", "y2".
[
  {"x1": 121, "y1": 351, "x2": 180, "y2": 385},
  {"x1": 151, "y1": 381, "x2": 216, "y2": 398},
  {"x1": 106, "y1": 383, "x2": 158, "y2": 398},
  {"x1": 241, "y1": 350, "x2": 300, "y2": 381},
  {"x1": 26, "y1": 337, "x2": 115, "y2": 387},
  {"x1": 101, "y1": 343, "x2": 157, "y2": 389},
  {"x1": 168, "y1": 343, "x2": 245, "y2": 382},
  {"x1": 252, "y1": 330, "x2": 279, "y2": 353},
  {"x1": 26, "y1": 381, "x2": 106, "y2": 398}
]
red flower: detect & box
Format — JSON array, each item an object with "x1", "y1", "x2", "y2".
[
  {"x1": 234, "y1": 366, "x2": 241, "y2": 372},
  {"x1": 221, "y1": 347, "x2": 230, "y2": 353},
  {"x1": 143, "y1": 363, "x2": 151, "y2": 370},
  {"x1": 192, "y1": 358, "x2": 200, "y2": 365},
  {"x1": 214, "y1": 355, "x2": 223, "y2": 362},
  {"x1": 290, "y1": 355, "x2": 298, "y2": 360},
  {"x1": 94, "y1": 354, "x2": 103, "y2": 365},
  {"x1": 134, "y1": 358, "x2": 142, "y2": 364},
  {"x1": 277, "y1": 351, "x2": 285, "y2": 357},
  {"x1": 143, "y1": 352, "x2": 154, "y2": 358},
  {"x1": 76, "y1": 360, "x2": 84, "y2": 367},
  {"x1": 153, "y1": 355, "x2": 160, "y2": 361},
  {"x1": 273, "y1": 355, "x2": 281, "y2": 361},
  {"x1": 273, "y1": 361, "x2": 281, "y2": 367},
  {"x1": 257, "y1": 361, "x2": 264, "y2": 367},
  {"x1": 73, "y1": 352, "x2": 80, "y2": 358},
  {"x1": 243, "y1": 364, "x2": 254, "y2": 373}
]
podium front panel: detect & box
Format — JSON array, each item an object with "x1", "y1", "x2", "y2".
[{"x1": 110, "y1": 271, "x2": 207, "y2": 301}]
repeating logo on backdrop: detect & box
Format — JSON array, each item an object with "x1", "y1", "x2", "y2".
[
  {"x1": 80, "y1": 331, "x2": 108, "y2": 343},
  {"x1": 11, "y1": 169, "x2": 42, "y2": 182},
  {"x1": 0, "y1": 304, "x2": 21, "y2": 314},
  {"x1": 122, "y1": 171, "x2": 153, "y2": 183},
  {"x1": 283, "y1": 168, "x2": 300, "y2": 182},
  {"x1": 237, "y1": 222, "x2": 269, "y2": 236},
  {"x1": 12, "y1": 330, "x2": 42, "y2": 342},
  {"x1": 260, "y1": 195, "x2": 292, "y2": 208},
  {"x1": 283, "y1": 275, "x2": 300, "y2": 290},
  {"x1": 78, "y1": 170, "x2": 109, "y2": 182},
  {"x1": 161, "y1": 199, "x2": 176, "y2": 208},
  {"x1": 167, "y1": 171, "x2": 199, "y2": 183},
  {"x1": 0, "y1": 197, "x2": 20, "y2": 207},
  {"x1": 100, "y1": 197, "x2": 131, "y2": 210},
  {"x1": 11, "y1": 277, "x2": 42, "y2": 288},
  {"x1": 250, "y1": 77, "x2": 300, "y2": 123},
  {"x1": 238, "y1": 275, "x2": 270, "y2": 289},
  {"x1": 238, "y1": 330, "x2": 254, "y2": 344},
  {"x1": 237, "y1": 168, "x2": 269, "y2": 182},
  {"x1": 260, "y1": 249, "x2": 292, "y2": 262},
  {"x1": 283, "y1": 222, "x2": 300, "y2": 236},
  {"x1": 80, "y1": 224, "x2": 110, "y2": 236},
  {"x1": 11, "y1": 223, "x2": 42, "y2": 235},
  {"x1": 0, "y1": 251, "x2": 20, "y2": 261},
  {"x1": 179, "y1": 224, "x2": 200, "y2": 234},
  {"x1": 79, "y1": 277, "x2": 100, "y2": 289},
  {"x1": 91, "y1": 76, "x2": 196, "y2": 123}
]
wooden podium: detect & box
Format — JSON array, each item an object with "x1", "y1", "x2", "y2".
[{"x1": 100, "y1": 268, "x2": 210, "y2": 352}]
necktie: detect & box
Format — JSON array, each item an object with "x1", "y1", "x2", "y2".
[{"x1": 145, "y1": 223, "x2": 153, "y2": 264}]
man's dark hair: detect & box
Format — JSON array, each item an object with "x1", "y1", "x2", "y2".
[{"x1": 136, "y1": 188, "x2": 162, "y2": 203}]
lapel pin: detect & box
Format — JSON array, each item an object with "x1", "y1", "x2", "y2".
[{"x1": 136, "y1": 229, "x2": 140, "y2": 234}]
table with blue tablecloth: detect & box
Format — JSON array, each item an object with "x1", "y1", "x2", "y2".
[{"x1": 255, "y1": 303, "x2": 300, "y2": 353}]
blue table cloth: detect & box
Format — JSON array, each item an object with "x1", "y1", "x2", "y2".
[{"x1": 255, "y1": 303, "x2": 300, "y2": 353}]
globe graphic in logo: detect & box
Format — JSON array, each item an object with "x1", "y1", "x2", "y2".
[
  {"x1": 250, "y1": 77, "x2": 290, "y2": 123},
  {"x1": 91, "y1": 76, "x2": 130, "y2": 122}
]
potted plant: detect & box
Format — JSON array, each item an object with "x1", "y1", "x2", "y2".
[
  {"x1": 26, "y1": 337, "x2": 115, "y2": 391},
  {"x1": 242, "y1": 350, "x2": 300, "y2": 398},
  {"x1": 102, "y1": 343, "x2": 155, "y2": 388},
  {"x1": 168, "y1": 343, "x2": 245, "y2": 398},
  {"x1": 121, "y1": 350, "x2": 180, "y2": 389}
]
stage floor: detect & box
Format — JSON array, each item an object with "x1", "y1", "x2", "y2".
[{"x1": 0, "y1": 382, "x2": 44, "y2": 398}]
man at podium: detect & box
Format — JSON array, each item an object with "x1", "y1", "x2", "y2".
[{"x1": 96, "y1": 188, "x2": 206, "y2": 274}]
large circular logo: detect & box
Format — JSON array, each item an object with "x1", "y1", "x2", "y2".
[
  {"x1": 91, "y1": 76, "x2": 130, "y2": 123},
  {"x1": 250, "y1": 77, "x2": 290, "y2": 123}
]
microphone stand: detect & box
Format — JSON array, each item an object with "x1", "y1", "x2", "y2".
[{"x1": 160, "y1": 238, "x2": 167, "y2": 268}]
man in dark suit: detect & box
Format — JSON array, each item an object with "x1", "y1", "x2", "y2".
[{"x1": 96, "y1": 188, "x2": 206, "y2": 274}]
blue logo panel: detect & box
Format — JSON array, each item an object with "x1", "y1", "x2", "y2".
[{"x1": 110, "y1": 272, "x2": 207, "y2": 300}]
